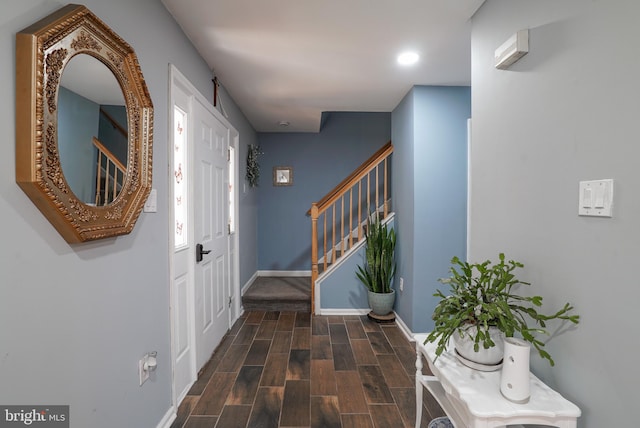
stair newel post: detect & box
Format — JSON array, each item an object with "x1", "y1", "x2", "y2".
[{"x1": 310, "y1": 203, "x2": 319, "y2": 314}]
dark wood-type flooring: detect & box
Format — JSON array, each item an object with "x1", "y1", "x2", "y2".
[{"x1": 171, "y1": 311, "x2": 445, "y2": 428}]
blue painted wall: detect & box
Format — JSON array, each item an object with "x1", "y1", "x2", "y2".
[
  {"x1": 58, "y1": 86, "x2": 100, "y2": 203},
  {"x1": 2, "y1": 1, "x2": 246, "y2": 426},
  {"x1": 256, "y1": 112, "x2": 391, "y2": 271},
  {"x1": 217, "y1": 85, "x2": 261, "y2": 288},
  {"x1": 58, "y1": 87, "x2": 129, "y2": 204},
  {"x1": 98, "y1": 104, "x2": 128, "y2": 166},
  {"x1": 390, "y1": 91, "x2": 415, "y2": 326},
  {"x1": 392, "y1": 86, "x2": 469, "y2": 333},
  {"x1": 319, "y1": 216, "x2": 394, "y2": 310}
]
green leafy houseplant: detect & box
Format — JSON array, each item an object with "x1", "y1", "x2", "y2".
[
  {"x1": 356, "y1": 213, "x2": 396, "y2": 294},
  {"x1": 246, "y1": 144, "x2": 261, "y2": 187},
  {"x1": 426, "y1": 254, "x2": 579, "y2": 366}
]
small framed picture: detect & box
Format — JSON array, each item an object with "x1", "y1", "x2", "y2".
[{"x1": 273, "y1": 166, "x2": 293, "y2": 186}]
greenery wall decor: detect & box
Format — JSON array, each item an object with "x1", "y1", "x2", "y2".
[{"x1": 246, "y1": 144, "x2": 261, "y2": 187}]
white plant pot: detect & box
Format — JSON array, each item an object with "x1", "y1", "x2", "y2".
[{"x1": 453, "y1": 325, "x2": 504, "y2": 366}]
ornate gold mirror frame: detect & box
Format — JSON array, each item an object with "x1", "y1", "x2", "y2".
[{"x1": 16, "y1": 4, "x2": 153, "y2": 243}]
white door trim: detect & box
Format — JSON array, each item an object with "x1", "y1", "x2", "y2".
[
  {"x1": 229, "y1": 131, "x2": 241, "y2": 322},
  {"x1": 168, "y1": 64, "x2": 241, "y2": 409}
]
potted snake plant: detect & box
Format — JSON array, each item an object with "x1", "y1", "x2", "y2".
[{"x1": 356, "y1": 212, "x2": 396, "y2": 316}]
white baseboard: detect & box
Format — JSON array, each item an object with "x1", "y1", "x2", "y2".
[
  {"x1": 393, "y1": 312, "x2": 415, "y2": 342},
  {"x1": 156, "y1": 406, "x2": 176, "y2": 428},
  {"x1": 257, "y1": 270, "x2": 312, "y2": 277},
  {"x1": 314, "y1": 279, "x2": 322, "y2": 315},
  {"x1": 241, "y1": 271, "x2": 259, "y2": 295},
  {"x1": 314, "y1": 310, "x2": 416, "y2": 342}
]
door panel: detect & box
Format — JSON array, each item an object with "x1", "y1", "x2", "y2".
[
  {"x1": 215, "y1": 254, "x2": 226, "y2": 315},
  {"x1": 193, "y1": 98, "x2": 229, "y2": 370},
  {"x1": 175, "y1": 273, "x2": 190, "y2": 358},
  {"x1": 199, "y1": 258, "x2": 213, "y2": 331},
  {"x1": 173, "y1": 269, "x2": 191, "y2": 395},
  {"x1": 171, "y1": 90, "x2": 193, "y2": 402},
  {"x1": 170, "y1": 65, "x2": 240, "y2": 408}
]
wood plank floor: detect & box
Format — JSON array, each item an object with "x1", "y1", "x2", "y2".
[{"x1": 171, "y1": 311, "x2": 446, "y2": 428}]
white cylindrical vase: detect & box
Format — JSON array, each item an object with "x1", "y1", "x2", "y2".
[{"x1": 500, "y1": 337, "x2": 531, "y2": 403}]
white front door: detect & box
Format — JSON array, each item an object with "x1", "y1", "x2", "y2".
[
  {"x1": 169, "y1": 65, "x2": 240, "y2": 408},
  {"x1": 193, "y1": 97, "x2": 230, "y2": 370}
]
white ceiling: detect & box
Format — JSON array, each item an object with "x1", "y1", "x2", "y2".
[
  {"x1": 161, "y1": 0, "x2": 485, "y2": 132},
  {"x1": 61, "y1": 54, "x2": 125, "y2": 106}
]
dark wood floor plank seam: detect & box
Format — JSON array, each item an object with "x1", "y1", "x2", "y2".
[{"x1": 215, "y1": 405, "x2": 252, "y2": 428}]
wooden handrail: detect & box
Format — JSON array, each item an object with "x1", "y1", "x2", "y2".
[
  {"x1": 307, "y1": 141, "x2": 393, "y2": 216},
  {"x1": 93, "y1": 137, "x2": 126, "y2": 205},
  {"x1": 93, "y1": 137, "x2": 125, "y2": 171},
  {"x1": 309, "y1": 141, "x2": 393, "y2": 314}
]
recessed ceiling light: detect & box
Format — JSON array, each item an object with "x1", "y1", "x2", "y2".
[
  {"x1": 278, "y1": 121, "x2": 290, "y2": 127},
  {"x1": 397, "y1": 51, "x2": 420, "y2": 66}
]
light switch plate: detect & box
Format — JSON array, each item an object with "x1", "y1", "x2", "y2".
[
  {"x1": 578, "y1": 179, "x2": 613, "y2": 217},
  {"x1": 139, "y1": 358, "x2": 150, "y2": 386},
  {"x1": 144, "y1": 188, "x2": 157, "y2": 213}
]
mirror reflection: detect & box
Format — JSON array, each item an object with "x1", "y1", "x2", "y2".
[{"x1": 59, "y1": 54, "x2": 128, "y2": 206}]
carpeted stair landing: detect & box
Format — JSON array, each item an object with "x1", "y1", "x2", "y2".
[{"x1": 242, "y1": 276, "x2": 311, "y2": 312}]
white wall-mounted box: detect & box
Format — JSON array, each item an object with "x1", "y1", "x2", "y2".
[{"x1": 495, "y1": 30, "x2": 529, "y2": 70}]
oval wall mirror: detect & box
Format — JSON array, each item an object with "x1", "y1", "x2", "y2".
[
  {"x1": 16, "y1": 4, "x2": 153, "y2": 243},
  {"x1": 59, "y1": 54, "x2": 128, "y2": 206}
]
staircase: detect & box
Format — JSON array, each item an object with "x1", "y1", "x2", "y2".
[
  {"x1": 93, "y1": 108, "x2": 127, "y2": 206},
  {"x1": 241, "y1": 276, "x2": 311, "y2": 312},
  {"x1": 93, "y1": 137, "x2": 125, "y2": 205},
  {"x1": 309, "y1": 141, "x2": 394, "y2": 313},
  {"x1": 238, "y1": 142, "x2": 393, "y2": 314}
]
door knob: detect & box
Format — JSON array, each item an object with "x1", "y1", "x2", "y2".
[{"x1": 196, "y1": 243, "x2": 211, "y2": 262}]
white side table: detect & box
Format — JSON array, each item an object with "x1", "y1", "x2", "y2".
[{"x1": 414, "y1": 333, "x2": 581, "y2": 428}]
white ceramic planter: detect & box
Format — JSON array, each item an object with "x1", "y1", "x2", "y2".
[{"x1": 453, "y1": 325, "x2": 504, "y2": 366}]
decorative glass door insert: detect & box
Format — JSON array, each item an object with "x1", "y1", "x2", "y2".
[{"x1": 174, "y1": 106, "x2": 188, "y2": 248}]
